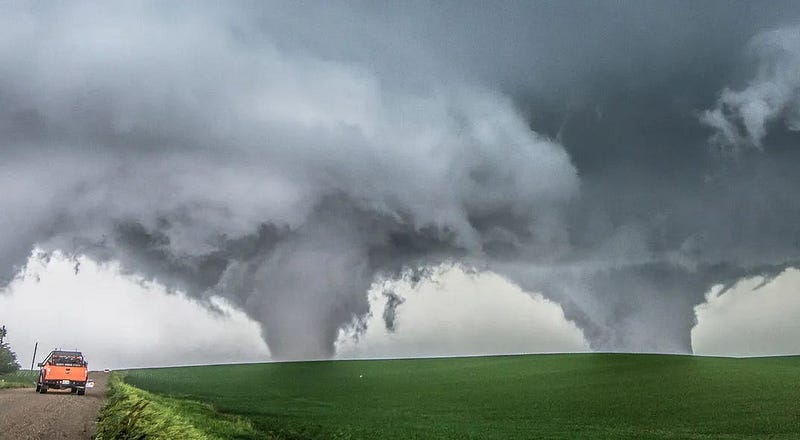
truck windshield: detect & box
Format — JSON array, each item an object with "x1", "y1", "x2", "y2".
[{"x1": 50, "y1": 354, "x2": 84, "y2": 366}]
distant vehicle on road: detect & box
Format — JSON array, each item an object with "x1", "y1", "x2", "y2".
[{"x1": 36, "y1": 350, "x2": 89, "y2": 395}]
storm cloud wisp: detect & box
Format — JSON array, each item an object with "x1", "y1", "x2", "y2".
[
  {"x1": 2, "y1": 1, "x2": 800, "y2": 359},
  {"x1": 702, "y1": 25, "x2": 800, "y2": 151}
]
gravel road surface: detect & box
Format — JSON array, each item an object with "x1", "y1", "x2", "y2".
[{"x1": 0, "y1": 372, "x2": 108, "y2": 440}]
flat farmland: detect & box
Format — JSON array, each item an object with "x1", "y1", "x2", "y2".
[{"x1": 122, "y1": 354, "x2": 800, "y2": 439}]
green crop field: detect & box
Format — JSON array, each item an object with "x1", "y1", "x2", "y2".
[
  {"x1": 120, "y1": 354, "x2": 800, "y2": 439},
  {"x1": 0, "y1": 370, "x2": 36, "y2": 389}
]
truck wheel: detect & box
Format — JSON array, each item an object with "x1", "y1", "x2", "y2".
[
  {"x1": 70, "y1": 387, "x2": 77, "y2": 394},
  {"x1": 39, "y1": 385, "x2": 47, "y2": 394},
  {"x1": 77, "y1": 389, "x2": 85, "y2": 396}
]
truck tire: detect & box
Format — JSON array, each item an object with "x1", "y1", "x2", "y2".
[
  {"x1": 39, "y1": 385, "x2": 47, "y2": 394},
  {"x1": 77, "y1": 389, "x2": 85, "y2": 395},
  {"x1": 70, "y1": 387, "x2": 77, "y2": 394}
]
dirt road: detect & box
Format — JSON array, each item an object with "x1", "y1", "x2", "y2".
[{"x1": 0, "y1": 372, "x2": 108, "y2": 440}]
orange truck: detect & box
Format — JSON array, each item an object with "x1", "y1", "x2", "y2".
[{"x1": 36, "y1": 350, "x2": 90, "y2": 395}]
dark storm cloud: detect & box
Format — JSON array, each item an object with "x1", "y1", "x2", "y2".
[{"x1": 1, "y1": 0, "x2": 800, "y2": 357}]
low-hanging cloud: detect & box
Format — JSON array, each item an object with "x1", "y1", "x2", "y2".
[{"x1": 0, "y1": 1, "x2": 577, "y2": 359}]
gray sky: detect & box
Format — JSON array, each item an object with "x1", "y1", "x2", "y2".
[
  {"x1": 693, "y1": 268, "x2": 800, "y2": 357},
  {"x1": 1, "y1": 1, "x2": 800, "y2": 363}
]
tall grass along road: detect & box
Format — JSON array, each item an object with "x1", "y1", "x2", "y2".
[{"x1": 0, "y1": 371, "x2": 108, "y2": 440}]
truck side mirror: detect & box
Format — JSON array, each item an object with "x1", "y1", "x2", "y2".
[{"x1": 37, "y1": 362, "x2": 43, "y2": 367}]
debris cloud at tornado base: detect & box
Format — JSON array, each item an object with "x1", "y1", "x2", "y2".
[{"x1": 1, "y1": 1, "x2": 800, "y2": 359}]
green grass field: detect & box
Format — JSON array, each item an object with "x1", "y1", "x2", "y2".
[
  {"x1": 120, "y1": 354, "x2": 800, "y2": 439},
  {"x1": 0, "y1": 370, "x2": 36, "y2": 389}
]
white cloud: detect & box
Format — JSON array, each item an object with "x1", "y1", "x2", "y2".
[
  {"x1": 702, "y1": 25, "x2": 800, "y2": 150},
  {"x1": 692, "y1": 267, "x2": 800, "y2": 356},
  {"x1": 0, "y1": 251, "x2": 270, "y2": 370},
  {"x1": 335, "y1": 266, "x2": 590, "y2": 359}
]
